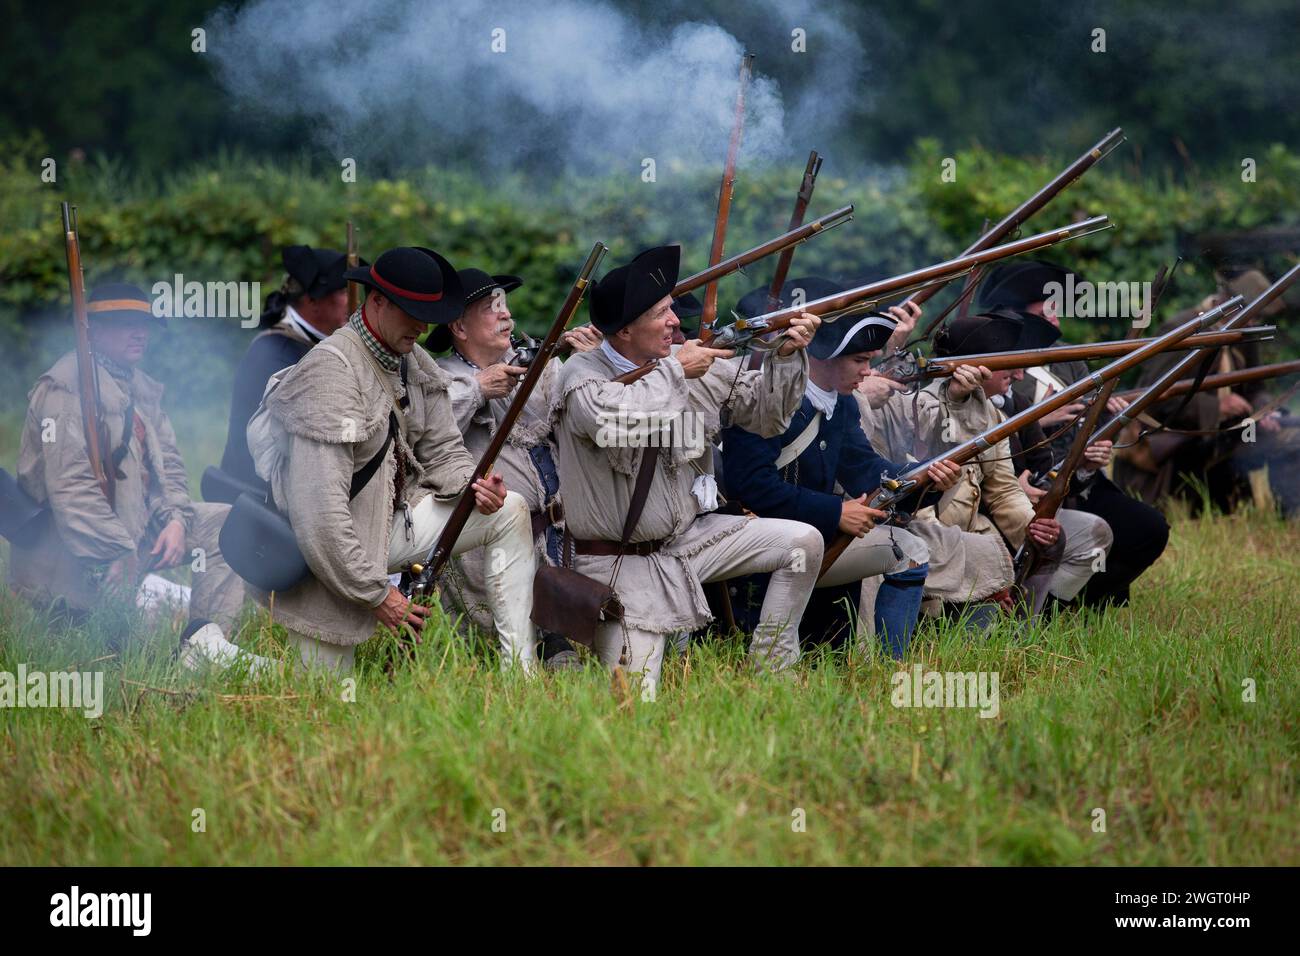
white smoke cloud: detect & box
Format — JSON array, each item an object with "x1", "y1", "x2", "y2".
[{"x1": 205, "y1": 0, "x2": 866, "y2": 174}]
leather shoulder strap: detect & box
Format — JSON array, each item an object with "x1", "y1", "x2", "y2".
[
  {"x1": 348, "y1": 413, "x2": 397, "y2": 501},
  {"x1": 619, "y1": 445, "x2": 660, "y2": 548}
]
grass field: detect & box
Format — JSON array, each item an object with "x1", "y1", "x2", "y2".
[{"x1": 1, "y1": 501, "x2": 1296, "y2": 866}]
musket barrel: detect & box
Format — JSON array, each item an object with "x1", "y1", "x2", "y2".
[
  {"x1": 408, "y1": 242, "x2": 608, "y2": 593},
  {"x1": 910, "y1": 127, "x2": 1125, "y2": 314},
  {"x1": 728, "y1": 215, "x2": 1111, "y2": 341},
  {"x1": 817, "y1": 295, "x2": 1236, "y2": 577},
  {"x1": 913, "y1": 326, "x2": 1275, "y2": 379},
  {"x1": 1089, "y1": 261, "x2": 1300, "y2": 445},
  {"x1": 1114, "y1": 359, "x2": 1300, "y2": 403},
  {"x1": 673, "y1": 204, "x2": 854, "y2": 296}
]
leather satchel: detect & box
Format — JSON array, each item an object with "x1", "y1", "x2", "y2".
[{"x1": 530, "y1": 445, "x2": 659, "y2": 648}]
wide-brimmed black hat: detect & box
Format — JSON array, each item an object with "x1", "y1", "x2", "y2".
[
  {"x1": 425, "y1": 268, "x2": 524, "y2": 352},
  {"x1": 933, "y1": 308, "x2": 1061, "y2": 357},
  {"x1": 283, "y1": 245, "x2": 353, "y2": 299},
  {"x1": 589, "y1": 245, "x2": 680, "y2": 335},
  {"x1": 978, "y1": 260, "x2": 1079, "y2": 311},
  {"x1": 344, "y1": 247, "x2": 464, "y2": 325},
  {"x1": 86, "y1": 282, "x2": 163, "y2": 328}
]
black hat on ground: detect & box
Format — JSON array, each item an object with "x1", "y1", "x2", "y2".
[
  {"x1": 977, "y1": 260, "x2": 1078, "y2": 311},
  {"x1": 425, "y1": 268, "x2": 524, "y2": 353},
  {"x1": 283, "y1": 245, "x2": 352, "y2": 299},
  {"x1": 86, "y1": 282, "x2": 163, "y2": 328},
  {"x1": 344, "y1": 247, "x2": 464, "y2": 326},
  {"x1": 588, "y1": 245, "x2": 680, "y2": 335},
  {"x1": 932, "y1": 308, "x2": 1061, "y2": 357}
]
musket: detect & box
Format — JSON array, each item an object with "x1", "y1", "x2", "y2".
[
  {"x1": 1088, "y1": 262, "x2": 1300, "y2": 448},
  {"x1": 911, "y1": 127, "x2": 1126, "y2": 340},
  {"x1": 1006, "y1": 261, "x2": 1169, "y2": 595},
  {"x1": 878, "y1": 326, "x2": 1276, "y2": 385},
  {"x1": 816, "y1": 297, "x2": 1237, "y2": 577},
  {"x1": 1012, "y1": 377, "x2": 1116, "y2": 600},
  {"x1": 345, "y1": 221, "x2": 359, "y2": 315},
  {"x1": 748, "y1": 150, "x2": 824, "y2": 372},
  {"x1": 766, "y1": 150, "x2": 823, "y2": 312},
  {"x1": 61, "y1": 202, "x2": 114, "y2": 506},
  {"x1": 675, "y1": 203, "x2": 853, "y2": 297},
  {"x1": 404, "y1": 242, "x2": 608, "y2": 599},
  {"x1": 712, "y1": 216, "x2": 1112, "y2": 349},
  {"x1": 613, "y1": 214, "x2": 1110, "y2": 387},
  {"x1": 699, "y1": 53, "x2": 754, "y2": 344},
  {"x1": 1114, "y1": 359, "x2": 1300, "y2": 403}
]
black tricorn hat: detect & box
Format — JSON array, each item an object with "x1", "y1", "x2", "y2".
[
  {"x1": 283, "y1": 245, "x2": 353, "y2": 299},
  {"x1": 932, "y1": 308, "x2": 1061, "y2": 357},
  {"x1": 344, "y1": 247, "x2": 464, "y2": 325},
  {"x1": 589, "y1": 245, "x2": 680, "y2": 335},
  {"x1": 978, "y1": 260, "x2": 1079, "y2": 311},
  {"x1": 86, "y1": 282, "x2": 163, "y2": 327},
  {"x1": 809, "y1": 313, "x2": 897, "y2": 360},
  {"x1": 425, "y1": 268, "x2": 524, "y2": 353}
]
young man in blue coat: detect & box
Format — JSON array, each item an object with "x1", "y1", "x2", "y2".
[{"x1": 722, "y1": 278, "x2": 960, "y2": 657}]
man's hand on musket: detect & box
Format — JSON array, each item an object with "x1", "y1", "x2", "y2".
[
  {"x1": 373, "y1": 585, "x2": 430, "y2": 639},
  {"x1": 562, "y1": 325, "x2": 603, "y2": 353},
  {"x1": 857, "y1": 369, "x2": 907, "y2": 409},
  {"x1": 1083, "y1": 439, "x2": 1113, "y2": 469},
  {"x1": 776, "y1": 312, "x2": 821, "y2": 356},
  {"x1": 471, "y1": 473, "x2": 508, "y2": 515},
  {"x1": 149, "y1": 518, "x2": 187, "y2": 568},
  {"x1": 677, "y1": 339, "x2": 735, "y2": 379},
  {"x1": 925, "y1": 458, "x2": 962, "y2": 491},
  {"x1": 1027, "y1": 516, "x2": 1062, "y2": 548},
  {"x1": 947, "y1": 364, "x2": 992, "y2": 400},
  {"x1": 839, "y1": 495, "x2": 888, "y2": 537},
  {"x1": 882, "y1": 301, "x2": 923, "y2": 354},
  {"x1": 1258, "y1": 410, "x2": 1283, "y2": 435},
  {"x1": 477, "y1": 363, "x2": 528, "y2": 400},
  {"x1": 1219, "y1": 391, "x2": 1253, "y2": 422},
  {"x1": 1039, "y1": 398, "x2": 1087, "y2": 428},
  {"x1": 1105, "y1": 394, "x2": 1129, "y2": 415}
]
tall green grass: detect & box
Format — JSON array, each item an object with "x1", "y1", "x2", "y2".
[{"x1": 1, "y1": 505, "x2": 1295, "y2": 866}]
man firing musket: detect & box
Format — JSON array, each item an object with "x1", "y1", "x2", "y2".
[{"x1": 549, "y1": 245, "x2": 824, "y2": 685}]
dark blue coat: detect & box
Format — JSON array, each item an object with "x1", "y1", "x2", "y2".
[
  {"x1": 219, "y1": 331, "x2": 313, "y2": 490},
  {"x1": 722, "y1": 393, "x2": 904, "y2": 544}
]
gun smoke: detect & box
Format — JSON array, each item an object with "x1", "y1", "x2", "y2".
[{"x1": 205, "y1": 0, "x2": 866, "y2": 175}]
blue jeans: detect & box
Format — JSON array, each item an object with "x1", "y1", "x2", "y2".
[{"x1": 875, "y1": 562, "x2": 929, "y2": 658}]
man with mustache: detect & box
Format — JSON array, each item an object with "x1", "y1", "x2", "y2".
[{"x1": 428, "y1": 267, "x2": 601, "y2": 670}]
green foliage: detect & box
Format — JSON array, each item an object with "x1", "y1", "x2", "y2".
[{"x1": 2, "y1": 140, "x2": 1297, "y2": 413}]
